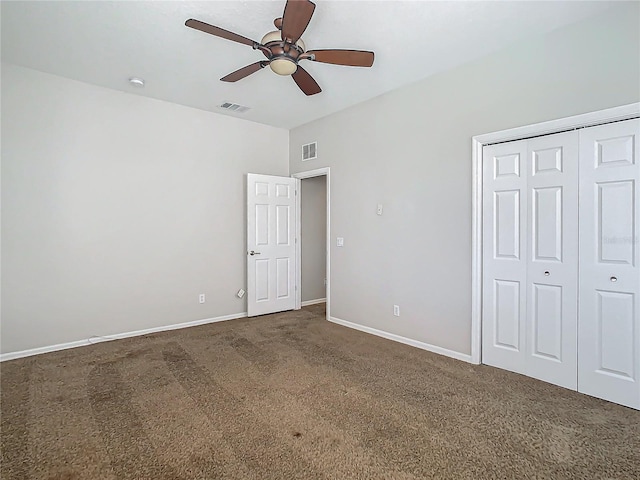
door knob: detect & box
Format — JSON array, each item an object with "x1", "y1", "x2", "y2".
[{"x1": 248, "y1": 250, "x2": 261, "y2": 256}]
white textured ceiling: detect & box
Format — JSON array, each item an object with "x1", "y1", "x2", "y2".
[{"x1": 1, "y1": 1, "x2": 618, "y2": 129}]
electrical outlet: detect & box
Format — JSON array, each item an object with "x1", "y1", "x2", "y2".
[
  {"x1": 237, "y1": 289, "x2": 245, "y2": 298},
  {"x1": 199, "y1": 294, "x2": 205, "y2": 304},
  {"x1": 377, "y1": 204, "x2": 383, "y2": 215},
  {"x1": 337, "y1": 237, "x2": 344, "y2": 247},
  {"x1": 393, "y1": 305, "x2": 400, "y2": 316}
]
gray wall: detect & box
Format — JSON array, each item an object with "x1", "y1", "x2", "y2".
[
  {"x1": 301, "y1": 175, "x2": 327, "y2": 303},
  {"x1": 1, "y1": 64, "x2": 289, "y2": 354},
  {"x1": 289, "y1": 3, "x2": 640, "y2": 356}
]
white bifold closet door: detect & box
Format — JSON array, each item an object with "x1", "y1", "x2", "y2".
[
  {"x1": 578, "y1": 119, "x2": 640, "y2": 409},
  {"x1": 483, "y1": 118, "x2": 640, "y2": 409},
  {"x1": 526, "y1": 132, "x2": 579, "y2": 389},
  {"x1": 482, "y1": 131, "x2": 579, "y2": 390},
  {"x1": 482, "y1": 139, "x2": 528, "y2": 375}
]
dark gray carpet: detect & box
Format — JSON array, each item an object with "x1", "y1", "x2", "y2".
[{"x1": 2, "y1": 304, "x2": 639, "y2": 479}]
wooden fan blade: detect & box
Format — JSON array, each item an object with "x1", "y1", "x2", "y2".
[
  {"x1": 307, "y1": 49, "x2": 375, "y2": 67},
  {"x1": 292, "y1": 65, "x2": 321, "y2": 96},
  {"x1": 220, "y1": 62, "x2": 267, "y2": 82},
  {"x1": 281, "y1": 0, "x2": 316, "y2": 43},
  {"x1": 185, "y1": 19, "x2": 257, "y2": 47}
]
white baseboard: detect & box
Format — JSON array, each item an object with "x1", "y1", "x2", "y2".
[
  {"x1": 2, "y1": 311, "x2": 473, "y2": 365},
  {"x1": 0, "y1": 339, "x2": 93, "y2": 363},
  {"x1": 301, "y1": 298, "x2": 326, "y2": 307},
  {"x1": 328, "y1": 316, "x2": 473, "y2": 364},
  {"x1": 0, "y1": 312, "x2": 248, "y2": 362}
]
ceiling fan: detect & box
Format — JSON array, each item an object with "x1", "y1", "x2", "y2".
[{"x1": 185, "y1": 0, "x2": 375, "y2": 96}]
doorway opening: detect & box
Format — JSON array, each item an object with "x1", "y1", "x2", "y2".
[{"x1": 293, "y1": 168, "x2": 330, "y2": 320}]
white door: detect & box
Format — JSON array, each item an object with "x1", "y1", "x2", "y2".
[
  {"x1": 483, "y1": 132, "x2": 579, "y2": 389},
  {"x1": 482, "y1": 140, "x2": 528, "y2": 375},
  {"x1": 247, "y1": 173, "x2": 297, "y2": 317},
  {"x1": 525, "y1": 131, "x2": 578, "y2": 389},
  {"x1": 578, "y1": 118, "x2": 640, "y2": 409}
]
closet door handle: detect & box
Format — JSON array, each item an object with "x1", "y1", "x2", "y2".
[
  {"x1": 610, "y1": 276, "x2": 617, "y2": 282},
  {"x1": 544, "y1": 271, "x2": 550, "y2": 276}
]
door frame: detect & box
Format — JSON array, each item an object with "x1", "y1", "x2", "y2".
[
  {"x1": 292, "y1": 167, "x2": 330, "y2": 319},
  {"x1": 471, "y1": 102, "x2": 640, "y2": 365}
]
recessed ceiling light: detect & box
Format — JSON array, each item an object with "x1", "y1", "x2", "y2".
[{"x1": 128, "y1": 77, "x2": 145, "y2": 87}]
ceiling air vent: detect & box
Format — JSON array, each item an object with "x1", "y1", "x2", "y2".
[
  {"x1": 218, "y1": 102, "x2": 250, "y2": 113},
  {"x1": 302, "y1": 142, "x2": 317, "y2": 161}
]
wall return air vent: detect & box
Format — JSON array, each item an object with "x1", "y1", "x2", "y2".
[
  {"x1": 302, "y1": 142, "x2": 317, "y2": 161},
  {"x1": 218, "y1": 102, "x2": 250, "y2": 113}
]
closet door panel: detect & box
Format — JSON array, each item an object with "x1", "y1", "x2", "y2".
[
  {"x1": 579, "y1": 118, "x2": 640, "y2": 410},
  {"x1": 526, "y1": 131, "x2": 579, "y2": 389},
  {"x1": 482, "y1": 141, "x2": 528, "y2": 374}
]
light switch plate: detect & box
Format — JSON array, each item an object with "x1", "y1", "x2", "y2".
[{"x1": 377, "y1": 204, "x2": 383, "y2": 215}]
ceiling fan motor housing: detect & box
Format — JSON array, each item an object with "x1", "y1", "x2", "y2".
[{"x1": 261, "y1": 30, "x2": 306, "y2": 75}]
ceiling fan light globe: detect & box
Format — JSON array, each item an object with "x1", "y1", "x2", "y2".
[{"x1": 270, "y1": 58, "x2": 297, "y2": 76}]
